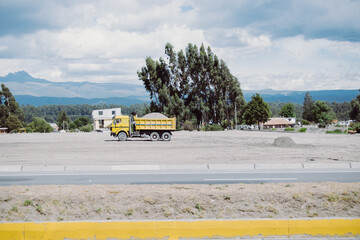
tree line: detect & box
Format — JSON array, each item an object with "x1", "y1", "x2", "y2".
[
  {"x1": 21, "y1": 103, "x2": 148, "y2": 124},
  {"x1": 269, "y1": 101, "x2": 352, "y2": 121},
  {"x1": 1, "y1": 41, "x2": 359, "y2": 133}
]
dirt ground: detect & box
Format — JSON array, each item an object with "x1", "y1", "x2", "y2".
[
  {"x1": 1, "y1": 131, "x2": 359, "y2": 222},
  {"x1": 1, "y1": 183, "x2": 359, "y2": 222},
  {"x1": 0, "y1": 130, "x2": 359, "y2": 165}
]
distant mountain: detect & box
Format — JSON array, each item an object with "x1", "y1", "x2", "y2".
[
  {"x1": 14, "y1": 95, "x2": 147, "y2": 107},
  {"x1": 243, "y1": 89, "x2": 359, "y2": 104},
  {"x1": 0, "y1": 71, "x2": 148, "y2": 99},
  {"x1": 1, "y1": 71, "x2": 358, "y2": 106}
]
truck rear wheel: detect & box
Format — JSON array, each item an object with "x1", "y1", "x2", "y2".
[
  {"x1": 162, "y1": 132, "x2": 171, "y2": 141},
  {"x1": 118, "y1": 132, "x2": 127, "y2": 141},
  {"x1": 150, "y1": 132, "x2": 160, "y2": 141}
]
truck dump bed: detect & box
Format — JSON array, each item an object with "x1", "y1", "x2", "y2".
[{"x1": 134, "y1": 116, "x2": 176, "y2": 131}]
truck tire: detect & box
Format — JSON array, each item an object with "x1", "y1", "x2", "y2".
[
  {"x1": 150, "y1": 132, "x2": 160, "y2": 141},
  {"x1": 118, "y1": 132, "x2": 127, "y2": 141},
  {"x1": 161, "y1": 132, "x2": 171, "y2": 141}
]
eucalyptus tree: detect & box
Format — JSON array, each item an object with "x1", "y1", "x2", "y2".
[{"x1": 138, "y1": 43, "x2": 245, "y2": 129}]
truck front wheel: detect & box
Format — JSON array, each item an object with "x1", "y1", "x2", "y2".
[
  {"x1": 150, "y1": 132, "x2": 160, "y2": 141},
  {"x1": 118, "y1": 132, "x2": 127, "y2": 141},
  {"x1": 161, "y1": 132, "x2": 171, "y2": 141}
]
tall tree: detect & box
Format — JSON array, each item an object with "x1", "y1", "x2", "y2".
[
  {"x1": 243, "y1": 93, "x2": 271, "y2": 130},
  {"x1": 331, "y1": 102, "x2": 351, "y2": 121},
  {"x1": 302, "y1": 92, "x2": 314, "y2": 122},
  {"x1": 349, "y1": 90, "x2": 360, "y2": 122},
  {"x1": 312, "y1": 101, "x2": 336, "y2": 127},
  {"x1": 57, "y1": 111, "x2": 70, "y2": 130},
  {"x1": 279, "y1": 103, "x2": 296, "y2": 117},
  {"x1": 0, "y1": 84, "x2": 23, "y2": 131},
  {"x1": 138, "y1": 42, "x2": 245, "y2": 129}
]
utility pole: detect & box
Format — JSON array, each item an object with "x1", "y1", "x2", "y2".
[{"x1": 234, "y1": 102, "x2": 237, "y2": 130}]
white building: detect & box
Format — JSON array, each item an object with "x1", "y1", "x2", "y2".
[{"x1": 92, "y1": 108, "x2": 121, "y2": 131}]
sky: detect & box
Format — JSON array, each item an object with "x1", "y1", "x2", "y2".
[{"x1": 0, "y1": 0, "x2": 359, "y2": 91}]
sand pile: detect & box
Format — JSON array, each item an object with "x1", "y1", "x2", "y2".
[
  {"x1": 273, "y1": 137, "x2": 297, "y2": 148},
  {"x1": 142, "y1": 113, "x2": 168, "y2": 119}
]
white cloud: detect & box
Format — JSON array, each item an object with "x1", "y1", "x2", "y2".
[{"x1": 0, "y1": 0, "x2": 359, "y2": 93}]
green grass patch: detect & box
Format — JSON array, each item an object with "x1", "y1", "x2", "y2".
[
  {"x1": 205, "y1": 124, "x2": 223, "y2": 131},
  {"x1": 284, "y1": 128, "x2": 295, "y2": 132},
  {"x1": 23, "y1": 200, "x2": 33, "y2": 206},
  {"x1": 297, "y1": 128, "x2": 307, "y2": 133},
  {"x1": 326, "y1": 129, "x2": 346, "y2": 134}
]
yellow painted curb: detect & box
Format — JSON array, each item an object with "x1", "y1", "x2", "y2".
[{"x1": 0, "y1": 218, "x2": 359, "y2": 240}]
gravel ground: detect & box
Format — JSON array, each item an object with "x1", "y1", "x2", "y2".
[{"x1": 0, "y1": 130, "x2": 359, "y2": 165}]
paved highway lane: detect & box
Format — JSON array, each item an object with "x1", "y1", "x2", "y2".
[{"x1": 0, "y1": 169, "x2": 360, "y2": 185}]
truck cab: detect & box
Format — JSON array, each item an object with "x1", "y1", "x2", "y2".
[{"x1": 110, "y1": 115, "x2": 130, "y2": 138}]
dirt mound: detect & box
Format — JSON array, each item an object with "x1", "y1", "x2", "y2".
[
  {"x1": 142, "y1": 112, "x2": 168, "y2": 119},
  {"x1": 273, "y1": 137, "x2": 296, "y2": 147}
]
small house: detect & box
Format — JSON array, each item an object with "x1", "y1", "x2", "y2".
[
  {"x1": 263, "y1": 118, "x2": 295, "y2": 129},
  {"x1": 92, "y1": 108, "x2": 121, "y2": 131}
]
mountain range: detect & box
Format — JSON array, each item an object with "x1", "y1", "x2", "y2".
[{"x1": 1, "y1": 71, "x2": 358, "y2": 106}]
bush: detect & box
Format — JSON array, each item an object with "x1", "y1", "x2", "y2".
[
  {"x1": 326, "y1": 129, "x2": 345, "y2": 134},
  {"x1": 350, "y1": 122, "x2": 360, "y2": 133},
  {"x1": 205, "y1": 124, "x2": 223, "y2": 131},
  {"x1": 183, "y1": 120, "x2": 196, "y2": 131},
  {"x1": 297, "y1": 128, "x2": 307, "y2": 133},
  {"x1": 271, "y1": 128, "x2": 277, "y2": 131},
  {"x1": 285, "y1": 128, "x2": 295, "y2": 131},
  {"x1": 28, "y1": 117, "x2": 53, "y2": 133},
  {"x1": 333, "y1": 129, "x2": 343, "y2": 133},
  {"x1": 74, "y1": 117, "x2": 91, "y2": 128},
  {"x1": 69, "y1": 122, "x2": 77, "y2": 131},
  {"x1": 79, "y1": 124, "x2": 93, "y2": 132},
  {"x1": 302, "y1": 120, "x2": 310, "y2": 125},
  {"x1": 221, "y1": 120, "x2": 232, "y2": 129},
  {"x1": 318, "y1": 122, "x2": 327, "y2": 128}
]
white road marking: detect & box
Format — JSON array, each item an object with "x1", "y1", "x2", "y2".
[{"x1": 204, "y1": 178, "x2": 298, "y2": 181}]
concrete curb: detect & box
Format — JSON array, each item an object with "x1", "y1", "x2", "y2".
[
  {"x1": 1, "y1": 218, "x2": 359, "y2": 240},
  {"x1": 1, "y1": 162, "x2": 359, "y2": 173}
]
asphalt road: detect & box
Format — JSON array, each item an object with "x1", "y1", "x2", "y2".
[{"x1": 0, "y1": 169, "x2": 359, "y2": 185}]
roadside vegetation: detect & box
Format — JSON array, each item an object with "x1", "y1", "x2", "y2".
[{"x1": 1, "y1": 183, "x2": 359, "y2": 222}]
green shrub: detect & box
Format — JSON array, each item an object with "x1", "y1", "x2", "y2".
[
  {"x1": 183, "y1": 120, "x2": 196, "y2": 131},
  {"x1": 28, "y1": 117, "x2": 53, "y2": 133},
  {"x1": 220, "y1": 120, "x2": 232, "y2": 129},
  {"x1": 297, "y1": 128, "x2": 307, "y2": 133},
  {"x1": 79, "y1": 124, "x2": 93, "y2": 132},
  {"x1": 69, "y1": 122, "x2": 77, "y2": 131},
  {"x1": 271, "y1": 128, "x2": 277, "y2": 131},
  {"x1": 350, "y1": 122, "x2": 360, "y2": 133},
  {"x1": 285, "y1": 128, "x2": 295, "y2": 131},
  {"x1": 326, "y1": 129, "x2": 346, "y2": 134},
  {"x1": 302, "y1": 120, "x2": 310, "y2": 125},
  {"x1": 25, "y1": 127, "x2": 34, "y2": 133},
  {"x1": 205, "y1": 124, "x2": 223, "y2": 131},
  {"x1": 74, "y1": 117, "x2": 91, "y2": 128}
]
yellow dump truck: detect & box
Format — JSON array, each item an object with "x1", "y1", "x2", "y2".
[{"x1": 110, "y1": 113, "x2": 176, "y2": 141}]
